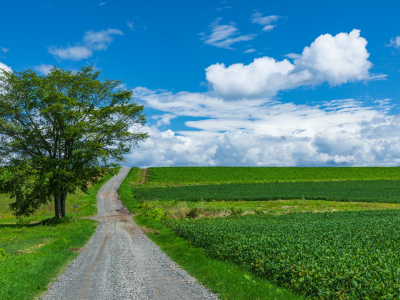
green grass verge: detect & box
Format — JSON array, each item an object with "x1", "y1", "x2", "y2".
[
  {"x1": 119, "y1": 168, "x2": 303, "y2": 300},
  {"x1": 0, "y1": 168, "x2": 119, "y2": 299},
  {"x1": 146, "y1": 166, "x2": 400, "y2": 184},
  {"x1": 0, "y1": 219, "x2": 97, "y2": 300}
]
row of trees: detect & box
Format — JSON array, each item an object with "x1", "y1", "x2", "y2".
[{"x1": 0, "y1": 66, "x2": 148, "y2": 218}]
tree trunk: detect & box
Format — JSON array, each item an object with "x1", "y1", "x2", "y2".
[
  {"x1": 54, "y1": 193, "x2": 62, "y2": 218},
  {"x1": 61, "y1": 192, "x2": 67, "y2": 218}
]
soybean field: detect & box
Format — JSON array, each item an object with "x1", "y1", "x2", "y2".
[
  {"x1": 173, "y1": 210, "x2": 400, "y2": 299},
  {"x1": 145, "y1": 166, "x2": 400, "y2": 184},
  {"x1": 129, "y1": 167, "x2": 400, "y2": 299},
  {"x1": 134, "y1": 179, "x2": 400, "y2": 203}
]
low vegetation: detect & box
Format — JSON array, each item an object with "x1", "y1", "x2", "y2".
[
  {"x1": 0, "y1": 169, "x2": 118, "y2": 224},
  {"x1": 122, "y1": 167, "x2": 400, "y2": 299},
  {"x1": 146, "y1": 166, "x2": 400, "y2": 184},
  {"x1": 0, "y1": 219, "x2": 96, "y2": 300},
  {"x1": 173, "y1": 210, "x2": 400, "y2": 299},
  {"x1": 134, "y1": 179, "x2": 400, "y2": 204},
  {"x1": 0, "y1": 169, "x2": 116, "y2": 299},
  {"x1": 138, "y1": 199, "x2": 400, "y2": 220},
  {"x1": 120, "y1": 168, "x2": 303, "y2": 299}
]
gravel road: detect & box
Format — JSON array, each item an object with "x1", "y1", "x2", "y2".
[{"x1": 42, "y1": 167, "x2": 219, "y2": 300}]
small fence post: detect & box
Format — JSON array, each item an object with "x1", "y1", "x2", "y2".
[{"x1": 74, "y1": 204, "x2": 77, "y2": 222}]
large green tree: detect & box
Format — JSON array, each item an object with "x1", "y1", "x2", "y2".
[{"x1": 0, "y1": 66, "x2": 148, "y2": 218}]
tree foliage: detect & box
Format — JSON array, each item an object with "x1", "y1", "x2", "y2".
[{"x1": 0, "y1": 66, "x2": 148, "y2": 217}]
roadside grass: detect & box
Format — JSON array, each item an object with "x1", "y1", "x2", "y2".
[
  {"x1": 0, "y1": 168, "x2": 119, "y2": 224},
  {"x1": 119, "y1": 168, "x2": 304, "y2": 300},
  {"x1": 0, "y1": 168, "x2": 118, "y2": 299},
  {"x1": 0, "y1": 219, "x2": 96, "y2": 300}
]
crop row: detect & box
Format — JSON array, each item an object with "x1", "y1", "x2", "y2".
[
  {"x1": 133, "y1": 179, "x2": 400, "y2": 203},
  {"x1": 145, "y1": 167, "x2": 400, "y2": 184},
  {"x1": 172, "y1": 210, "x2": 400, "y2": 299}
]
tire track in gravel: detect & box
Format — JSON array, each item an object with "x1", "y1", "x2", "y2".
[{"x1": 42, "y1": 167, "x2": 219, "y2": 300}]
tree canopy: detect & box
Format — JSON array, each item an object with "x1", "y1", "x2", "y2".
[{"x1": 0, "y1": 66, "x2": 148, "y2": 218}]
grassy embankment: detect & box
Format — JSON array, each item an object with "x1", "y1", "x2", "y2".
[
  {"x1": 119, "y1": 167, "x2": 400, "y2": 299},
  {"x1": 0, "y1": 169, "x2": 118, "y2": 300}
]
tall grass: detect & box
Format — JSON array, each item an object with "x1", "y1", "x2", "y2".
[
  {"x1": 0, "y1": 168, "x2": 119, "y2": 223},
  {"x1": 0, "y1": 168, "x2": 119, "y2": 299}
]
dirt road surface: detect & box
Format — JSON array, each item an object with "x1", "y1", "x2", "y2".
[{"x1": 42, "y1": 167, "x2": 219, "y2": 300}]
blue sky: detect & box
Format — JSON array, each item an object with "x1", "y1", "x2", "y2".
[{"x1": 1, "y1": 0, "x2": 400, "y2": 167}]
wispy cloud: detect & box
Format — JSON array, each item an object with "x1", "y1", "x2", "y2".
[
  {"x1": 251, "y1": 12, "x2": 279, "y2": 31},
  {"x1": 127, "y1": 21, "x2": 134, "y2": 31},
  {"x1": 0, "y1": 47, "x2": 9, "y2": 53},
  {"x1": 388, "y1": 36, "x2": 400, "y2": 49},
  {"x1": 201, "y1": 18, "x2": 256, "y2": 49},
  {"x1": 34, "y1": 64, "x2": 54, "y2": 75},
  {"x1": 244, "y1": 48, "x2": 256, "y2": 53},
  {"x1": 99, "y1": 2, "x2": 106, "y2": 5},
  {"x1": 216, "y1": 6, "x2": 231, "y2": 11},
  {"x1": 48, "y1": 46, "x2": 93, "y2": 61},
  {"x1": 83, "y1": 29, "x2": 123, "y2": 50},
  {"x1": 48, "y1": 28, "x2": 123, "y2": 61}
]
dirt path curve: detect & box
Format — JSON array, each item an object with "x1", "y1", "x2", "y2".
[{"x1": 42, "y1": 167, "x2": 219, "y2": 300}]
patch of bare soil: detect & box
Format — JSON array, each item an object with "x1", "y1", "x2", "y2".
[{"x1": 140, "y1": 226, "x2": 159, "y2": 235}]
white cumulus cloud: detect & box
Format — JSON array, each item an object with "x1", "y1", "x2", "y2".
[
  {"x1": 129, "y1": 87, "x2": 400, "y2": 167},
  {"x1": 205, "y1": 29, "x2": 378, "y2": 99},
  {"x1": 0, "y1": 61, "x2": 12, "y2": 72}
]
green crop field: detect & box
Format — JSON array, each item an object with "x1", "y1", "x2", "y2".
[
  {"x1": 172, "y1": 210, "x2": 400, "y2": 299},
  {"x1": 133, "y1": 179, "x2": 400, "y2": 203},
  {"x1": 145, "y1": 166, "x2": 400, "y2": 184},
  {"x1": 123, "y1": 167, "x2": 400, "y2": 299}
]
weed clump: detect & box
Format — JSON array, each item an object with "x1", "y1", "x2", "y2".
[
  {"x1": 145, "y1": 208, "x2": 165, "y2": 221},
  {"x1": 0, "y1": 248, "x2": 9, "y2": 261}
]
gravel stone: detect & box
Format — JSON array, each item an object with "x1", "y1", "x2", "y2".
[{"x1": 42, "y1": 167, "x2": 219, "y2": 300}]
